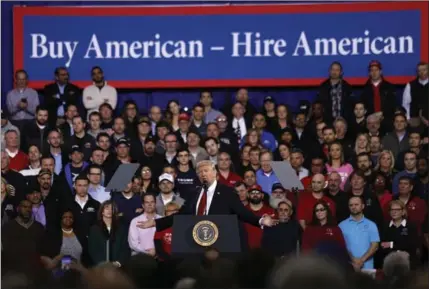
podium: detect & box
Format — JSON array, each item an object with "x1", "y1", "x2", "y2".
[{"x1": 171, "y1": 215, "x2": 241, "y2": 257}]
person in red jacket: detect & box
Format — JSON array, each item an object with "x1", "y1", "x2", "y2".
[
  {"x1": 297, "y1": 174, "x2": 336, "y2": 230},
  {"x1": 302, "y1": 200, "x2": 346, "y2": 252},
  {"x1": 4, "y1": 130, "x2": 28, "y2": 171},
  {"x1": 396, "y1": 176, "x2": 427, "y2": 235},
  {"x1": 154, "y1": 202, "x2": 180, "y2": 261},
  {"x1": 244, "y1": 185, "x2": 275, "y2": 249}
]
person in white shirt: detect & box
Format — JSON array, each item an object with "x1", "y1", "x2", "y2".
[
  {"x1": 19, "y1": 145, "x2": 41, "y2": 177},
  {"x1": 231, "y1": 102, "x2": 248, "y2": 144},
  {"x1": 87, "y1": 164, "x2": 110, "y2": 203},
  {"x1": 155, "y1": 173, "x2": 185, "y2": 216},
  {"x1": 83, "y1": 66, "x2": 117, "y2": 116},
  {"x1": 128, "y1": 194, "x2": 161, "y2": 257}
]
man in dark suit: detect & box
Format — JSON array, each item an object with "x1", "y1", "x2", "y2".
[
  {"x1": 43, "y1": 67, "x2": 83, "y2": 127},
  {"x1": 139, "y1": 160, "x2": 276, "y2": 231}
]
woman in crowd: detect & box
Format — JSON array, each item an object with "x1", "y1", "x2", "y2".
[
  {"x1": 166, "y1": 100, "x2": 181, "y2": 132},
  {"x1": 88, "y1": 200, "x2": 130, "y2": 267},
  {"x1": 270, "y1": 104, "x2": 293, "y2": 139},
  {"x1": 140, "y1": 166, "x2": 157, "y2": 194},
  {"x1": 325, "y1": 141, "x2": 354, "y2": 191},
  {"x1": 240, "y1": 128, "x2": 263, "y2": 150},
  {"x1": 374, "y1": 150, "x2": 397, "y2": 191},
  {"x1": 1, "y1": 177, "x2": 16, "y2": 225},
  {"x1": 350, "y1": 133, "x2": 371, "y2": 166},
  {"x1": 41, "y1": 210, "x2": 86, "y2": 266},
  {"x1": 121, "y1": 100, "x2": 140, "y2": 138},
  {"x1": 372, "y1": 173, "x2": 392, "y2": 220},
  {"x1": 302, "y1": 200, "x2": 346, "y2": 252},
  {"x1": 380, "y1": 200, "x2": 418, "y2": 269},
  {"x1": 274, "y1": 142, "x2": 291, "y2": 162},
  {"x1": 236, "y1": 144, "x2": 252, "y2": 177}
]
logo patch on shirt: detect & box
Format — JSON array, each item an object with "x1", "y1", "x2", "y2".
[
  {"x1": 401, "y1": 228, "x2": 408, "y2": 236},
  {"x1": 325, "y1": 228, "x2": 333, "y2": 236},
  {"x1": 87, "y1": 207, "x2": 95, "y2": 212},
  {"x1": 163, "y1": 233, "x2": 172, "y2": 244},
  {"x1": 84, "y1": 142, "x2": 91, "y2": 148}
]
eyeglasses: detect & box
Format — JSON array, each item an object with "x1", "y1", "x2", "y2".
[{"x1": 315, "y1": 208, "x2": 326, "y2": 213}]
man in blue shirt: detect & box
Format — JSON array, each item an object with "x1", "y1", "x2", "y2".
[
  {"x1": 392, "y1": 151, "x2": 417, "y2": 196},
  {"x1": 339, "y1": 196, "x2": 380, "y2": 270},
  {"x1": 256, "y1": 151, "x2": 280, "y2": 195}
]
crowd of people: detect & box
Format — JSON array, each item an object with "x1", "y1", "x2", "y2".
[{"x1": 1, "y1": 59, "x2": 428, "y2": 288}]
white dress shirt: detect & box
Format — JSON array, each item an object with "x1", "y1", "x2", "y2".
[
  {"x1": 195, "y1": 180, "x2": 218, "y2": 215},
  {"x1": 232, "y1": 117, "x2": 247, "y2": 138},
  {"x1": 402, "y1": 78, "x2": 428, "y2": 119}
]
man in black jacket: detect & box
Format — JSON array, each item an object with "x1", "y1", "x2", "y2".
[
  {"x1": 22, "y1": 105, "x2": 50, "y2": 152},
  {"x1": 43, "y1": 67, "x2": 83, "y2": 127},
  {"x1": 317, "y1": 61, "x2": 354, "y2": 124},
  {"x1": 139, "y1": 160, "x2": 276, "y2": 231},
  {"x1": 360, "y1": 60, "x2": 397, "y2": 131}
]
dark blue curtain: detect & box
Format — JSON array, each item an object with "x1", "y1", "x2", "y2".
[{"x1": 1, "y1": 1, "x2": 404, "y2": 114}]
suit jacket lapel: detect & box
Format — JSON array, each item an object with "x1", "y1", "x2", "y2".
[{"x1": 207, "y1": 185, "x2": 221, "y2": 214}]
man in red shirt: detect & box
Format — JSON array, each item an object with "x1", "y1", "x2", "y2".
[
  {"x1": 4, "y1": 130, "x2": 28, "y2": 171},
  {"x1": 396, "y1": 176, "x2": 427, "y2": 235},
  {"x1": 244, "y1": 185, "x2": 275, "y2": 249},
  {"x1": 297, "y1": 174, "x2": 336, "y2": 230},
  {"x1": 217, "y1": 152, "x2": 241, "y2": 187}
]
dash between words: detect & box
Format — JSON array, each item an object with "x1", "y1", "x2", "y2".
[{"x1": 30, "y1": 31, "x2": 414, "y2": 67}]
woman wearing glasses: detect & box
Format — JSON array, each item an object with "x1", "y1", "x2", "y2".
[
  {"x1": 380, "y1": 200, "x2": 418, "y2": 269},
  {"x1": 302, "y1": 200, "x2": 346, "y2": 252}
]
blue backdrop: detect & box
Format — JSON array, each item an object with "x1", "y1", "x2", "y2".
[{"x1": 2, "y1": 1, "x2": 410, "y2": 114}]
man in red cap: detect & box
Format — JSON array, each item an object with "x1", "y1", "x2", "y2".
[
  {"x1": 175, "y1": 112, "x2": 190, "y2": 146},
  {"x1": 244, "y1": 184, "x2": 275, "y2": 249},
  {"x1": 360, "y1": 60, "x2": 396, "y2": 131}
]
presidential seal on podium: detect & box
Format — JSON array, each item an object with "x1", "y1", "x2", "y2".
[{"x1": 192, "y1": 220, "x2": 219, "y2": 247}]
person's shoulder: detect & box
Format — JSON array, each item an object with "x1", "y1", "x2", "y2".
[{"x1": 363, "y1": 217, "x2": 378, "y2": 228}]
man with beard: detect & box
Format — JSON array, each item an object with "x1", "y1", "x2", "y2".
[
  {"x1": 2, "y1": 199, "x2": 45, "y2": 281},
  {"x1": 22, "y1": 105, "x2": 50, "y2": 152},
  {"x1": 344, "y1": 152, "x2": 375, "y2": 192},
  {"x1": 339, "y1": 196, "x2": 380, "y2": 270},
  {"x1": 244, "y1": 185, "x2": 275, "y2": 249},
  {"x1": 297, "y1": 174, "x2": 336, "y2": 230},
  {"x1": 269, "y1": 183, "x2": 296, "y2": 209},
  {"x1": 317, "y1": 61, "x2": 354, "y2": 123},
  {"x1": 83, "y1": 66, "x2": 117, "y2": 116},
  {"x1": 261, "y1": 199, "x2": 301, "y2": 257},
  {"x1": 325, "y1": 172, "x2": 349, "y2": 223}
]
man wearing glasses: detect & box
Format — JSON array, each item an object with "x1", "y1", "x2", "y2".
[{"x1": 87, "y1": 164, "x2": 110, "y2": 204}]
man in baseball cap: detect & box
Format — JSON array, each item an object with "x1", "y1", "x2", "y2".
[
  {"x1": 156, "y1": 173, "x2": 184, "y2": 216},
  {"x1": 245, "y1": 184, "x2": 275, "y2": 249},
  {"x1": 362, "y1": 59, "x2": 396, "y2": 131}
]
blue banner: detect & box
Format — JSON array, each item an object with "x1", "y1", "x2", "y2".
[{"x1": 14, "y1": 3, "x2": 428, "y2": 88}]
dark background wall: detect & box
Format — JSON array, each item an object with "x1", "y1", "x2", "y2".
[{"x1": 1, "y1": 1, "x2": 405, "y2": 114}]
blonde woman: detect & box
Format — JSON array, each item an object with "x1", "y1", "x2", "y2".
[
  {"x1": 375, "y1": 150, "x2": 397, "y2": 191},
  {"x1": 380, "y1": 200, "x2": 418, "y2": 268}
]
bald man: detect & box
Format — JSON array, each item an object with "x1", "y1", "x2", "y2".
[{"x1": 297, "y1": 173, "x2": 337, "y2": 230}]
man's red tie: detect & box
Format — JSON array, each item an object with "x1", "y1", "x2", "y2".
[{"x1": 197, "y1": 187, "x2": 208, "y2": 215}]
